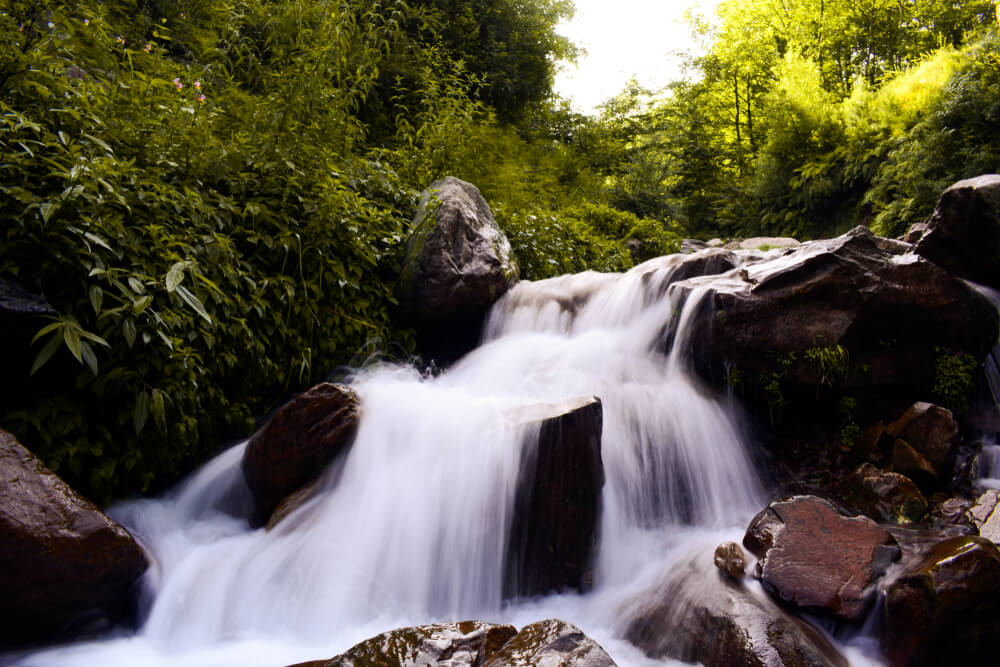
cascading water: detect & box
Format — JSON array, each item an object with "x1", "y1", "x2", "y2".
[{"x1": 16, "y1": 252, "x2": 770, "y2": 667}]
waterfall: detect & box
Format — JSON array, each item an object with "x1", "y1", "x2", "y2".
[{"x1": 18, "y1": 253, "x2": 766, "y2": 667}]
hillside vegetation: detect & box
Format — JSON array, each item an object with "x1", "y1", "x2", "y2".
[{"x1": 1, "y1": 0, "x2": 997, "y2": 502}]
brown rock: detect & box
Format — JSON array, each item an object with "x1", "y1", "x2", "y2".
[
  {"x1": 885, "y1": 402, "x2": 959, "y2": 475},
  {"x1": 713, "y1": 541, "x2": 747, "y2": 578},
  {"x1": 0, "y1": 429, "x2": 148, "y2": 645},
  {"x1": 504, "y1": 397, "x2": 604, "y2": 599},
  {"x1": 837, "y1": 463, "x2": 928, "y2": 523},
  {"x1": 241, "y1": 383, "x2": 360, "y2": 526},
  {"x1": 483, "y1": 619, "x2": 617, "y2": 667},
  {"x1": 903, "y1": 222, "x2": 928, "y2": 244},
  {"x1": 621, "y1": 548, "x2": 847, "y2": 667},
  {"x1": 891, "y1": 439, "x2": 939, "y2": 490},
  {"x1": 881, "y1": 535, "x2": 1000, "y2": 667},
  {"x1": 743, "y1": 495, "x2": 901, "y2": 622},
  {"x1": 914, "y1": 174, "x2": 1000, "y2": 289}
]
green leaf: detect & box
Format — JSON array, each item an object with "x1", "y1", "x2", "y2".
[
  {"x1": 40, "y1": 201, "x2": 59, "y2": 223},
  {"x1": 128, "y1": 277, "x2": 145, "y2": 294},
  {"x1": 150, "y1": 389, "x2": 165, "y2": 427},
  {"x1": 80, "y1": 341, "x2": 98, "y2": 376},
  {"x1": 176, "y1": 285, "x2": 212, "y2": 324},
  {"x1": 89, "y1": 286, "x2": 103, "y2": 315},
  {"x1": 122, "y1": 319, "x2": 137, "y2": 348},
  {"x1": 63, "y1": 325, "x2": 82, "y2": 363},
  {"x1": 165, "y1": 261, "x2": 186, "y2": 292},
  {"x1": 133, "y1": 391, "x2": 150, "y2": 435},
  {"x1": 31, "y1": 321, "x2": 63, "y2": 344},
  {"x1": 30, "y1": 335, "x2": 62, "y2": 376}
]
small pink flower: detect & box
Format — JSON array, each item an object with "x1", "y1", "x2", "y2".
[
  {"x1": 83, "y1": 18, "x2": 89, "y2": 25},
  {"x1": 173, "y1": 77, "x2": 183, "y2": 91},
  {"x1": 116, "y1": 35, "x2": 125, "y2": 45},
  {"x1": 143, "y1": 43, "x2": 152, "y2": 53},
  {"x1": 193, "y1": 80, "x2": 201, "y2": 89},
  {"x1": 197, "y1": 94, "x2": 206, "y2": 103}
]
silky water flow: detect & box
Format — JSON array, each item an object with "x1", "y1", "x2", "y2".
[{"x1": 15, "y1": 252, "x2": 881, "y2": 666}]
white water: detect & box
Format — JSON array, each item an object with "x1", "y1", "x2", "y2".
[{"x1": 16, "y1": 253, "x2": 771, "y2": 667}]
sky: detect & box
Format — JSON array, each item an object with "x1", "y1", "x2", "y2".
[{"x1": 554, "y1": 0, "x2": 723, "y2": 115}]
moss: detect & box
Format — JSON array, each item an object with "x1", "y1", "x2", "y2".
[
  {"x1": 933, "y1": 350, "x2": 978, "y2": 415},
  {"x1": 804, "y1": 344, "x2": 849, "y2": 387}
]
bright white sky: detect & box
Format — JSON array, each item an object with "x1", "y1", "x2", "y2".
[{"x1": 554, "y1": 0, "x2": 723, "y2": 115}]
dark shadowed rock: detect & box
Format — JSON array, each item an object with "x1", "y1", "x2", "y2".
[
  {"x1": 0, "y1": 279, "x2": 63, "y2": 409},
  {"x1": 483, "y1": 619, "x2": 617, "y2": 667},
  {"x1": 504, "y1": 397, "x2": 604, "y2": 599},
  {"x1": 914, "y1": 174, "x2": 1000, "y2": 288},
  {"x1": 890, "y1": 439, "x2": 939, "y2": 491},
  {"x1": 881, "y1": 535, "x2": 1000, "y2": 667},
  {"x1": 836, "y1": 463, "x2": 927, "y2": 524},
  {"x1": 743, "y1": 495, "x2": 900, "y2": 622},
  {"x1": 714, "y1": 541, "x2": 747, "y2": 578},
  {"x1": 621, "y1": 548, "x2": 847, "y2": 667},
  {"x1": 241, "y1": 383, "x2": 359, "y2": 526},
  {"x1": 902, "y1": 222, "x2": 928, "y2": 243},
  {"x1": 0, "y1": 429, "x2": 148, "y2": 645},
  {"x1": 884, "y1": 402, "x2": 959, "y2": 478},
  {"x1": 676, "y1": 226, "x2": 997, "y2": 415},
  {"x1": 397, "y1": 177, "x2": 519, "y2": 363}
]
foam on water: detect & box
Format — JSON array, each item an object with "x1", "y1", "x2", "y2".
[{"x1": 15, "y1": 253, "x2": 770, "y2": 666}]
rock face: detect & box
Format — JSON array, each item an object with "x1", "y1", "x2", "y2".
[
  {"x1": 0, "y1": 429, "x2": 148, "y2": 645},
  {"x1": 504, "y1": 397, "x2": 604, "y2": 599},
  {"x1": 483, "y1": 619, "x2": 617, "y2": 667},
  {"x1": 967, "y1": 490, "x2": 1000, "y2": 544},
  {"x1": 677, "y1": 226, "x2": 997, "y2": 415},
  {"x1": 241, "y1": 383, "x2": 360, "y2": 526},
  {"x1": 836, "y1": 463, "x2": 928, "y2": 524},
  {"x1": 621, "y1": 548, "x2": 847, "y2": 667},
  {"x1": 914, "y1": 174, "x2": 1000, "y2": 289},
  {"x1": 881, "y1": 535, "x2": 1000, "y2": 667},
  {"x1": 743, "y1": 495, "x2": 900, "y2": 622},
  {"x1": 884, "y1": 402, "x2": 958, "y2": 479},
  {"x1": 298, "y1": 619, "x2": 615, "y2": 667},
  {"x1": 397, "y1": 177, "x2": 519, "y2": 363}
]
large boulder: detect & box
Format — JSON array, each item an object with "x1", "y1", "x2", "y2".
[
  {"x1": 0, "y1": 429, "x2": 148, "y2": 645},
  {"x1": 743, "y1": 495, "x2": 900, "y2": 622},
  {"x1": 676, "y1": 226, "x2": 997, "y2": 416},
  {"x1": 836, "y1": 463, "x2": 927, "y2": 524},
  {"x1": 914, "y1": 174, "x2": 1000, "y2": 289},
  {"x1": 881, "y1": 535, "x2": 1000, "y2": 667},
  {"x1": 241, "y1": 383, "x2": 360, "y2": 526},
  {"x1": 884, "y1": 402, "x2": 959, "y2": 479},
  {"x1": 293, "y1": 619, "x2": 615, "y2": 667},
  {"x1": 504, "y1": 397, "x2": 604, "y2": 599},
  {"x1": 621, "y1": 548, "x2": 847, "y2": 667},
  {"x1": 397, "y1": 177, "x2": 519, "y2": 363}
]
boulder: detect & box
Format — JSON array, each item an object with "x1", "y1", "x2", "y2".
[
  {"x1": 504, "y1": 397, "x2": 604, "y2": 599},
  {"x1": 732, "y1": 236, "x2": 801, "y2": 251},
  {"x1": 743, "y1": 495, "x2": 900, "y2": 622},
  {"x1": 483, "y1": 619, "x2": 617, "y2": 667},
  {"x1": 881, "y1": 535, "x2": 1000, "y2": 667},
  {"x1": 914, "y1": 174, "x2": 1000, "y2": 289},
  {"x1": 0, "y1": 429, "x2": 147, "y2": 645},
  {"x1": 241, "y1": 383, "x2": 359, "y2": 526},
  {"x1": 884, "y1": 402, "x2": 959, "y2": 478},
  {"x1": 902, "y1": 222, "x2": 928, "y2": 243},
  {"x1": 966, "y1": 489, "x2": 1000, "y2": 544},
  {"x1": 397, "y1": 177, "x2": 519, "y2": 363},
  {"x1": 836, "y1": 463, "x2": 928, "y2": 524},
  {"x1": 677, "y1": 226, "x2": 997, "y2": 416},
  {"x1": 294, "y1": 619, "x2": 615, "y2": 667},
  {"x1": 621, "y1": 548, "x2": 847, "y2": 667},
  {"x1": 713, "y1": 541, "x2": 748, "y2": 578}
]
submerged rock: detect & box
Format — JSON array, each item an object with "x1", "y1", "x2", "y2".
[
  {"x1": 743, "y1": 495, "x2": 900, "y2": 622},
  {"x1": 241, "y1": 383, "x2": 360, "y2": 526},
  {"x1": 397, "y1": 176, "x2": 519, "y2": 364},
  {"x1": 621, "y1": 547, "x2": 847, "y2": 667},
  {"x1": 295, "y1": 618, "x2": 615, "y2": 667},
  {"x1": 914, "y1": 173, "x2": 1000, "y2": 289},
  {"x1": 504, "y1": 397, "x2": 604, "y2": 599},
  {"x1": 0, "y1": 429, "x2": 148, "y2": 645},
  {"x1": 881, "y1": 535, "x2": 1000, "y2": 667}
]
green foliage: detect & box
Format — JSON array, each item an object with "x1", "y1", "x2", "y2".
[
  {"x1": 838, "y1": 396, "x2": 861, "y2": 449},
  {"x1": 804, "y1": 343, "x2": 850, "y2": 387},
  {"x1": 933, "y1": 350, "x2": 979, "y2": 415}
]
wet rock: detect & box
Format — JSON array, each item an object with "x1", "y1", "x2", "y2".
[
  {"x1": 661, "y1": 248, "x2": 742, "y2": 284},
  {"x1": 678, "y1": 226, "x2": 997, "y2": 416},
  {"x1": 743, "y1": 495, "x2": 900, "y2": 622},
  {"x1": 927, "y1": 496, "x2": 976, "y2": 532},
  {"x1": 621, "y1": 548, "x2": 847, "y2": 667},
  {"x1": 914, "y1": 174, "x2": 1000, "y2": 289},
  {"x1": 732, "y1": 236, "x2": 801, "y2": 251},
  {"x1": 714, "y1": 541, "x2": 747, "y2": 578},
  {"x1": 967, "y1": 489, "x2": 1000, "y2": 544},
  {"x1": 680, "y1": 238, "x2": 708, "y2": 253},
  {"x1": 504, "y1": 397, "x2": 604, "y2": 599},
  {"x1": 241, "y1": 383, "x2": 360, "y2": 526},
  {"x1": 483, "y1": 619, "x2": 617, "y2": 667},
  {"x1": 884, "y1": 402, "x2": 959, "y2": 478},
  {"x1": 266, "y1": 479, "x2": 322, "y2": 531},
  {"x1": 311, "y1": 620, "x2": 518, "y2": 666},
  {"x1": 881, "y1": 535, "x2": 1000, "y2": 667},
  {"x1": 0, "y1": 429, "x2": 148, "y2": 645},
  {"x1": 397, "y1": 177, "x2": 519, "y2": 363},
  {"x1": 890, "y1": 440, "x2": 939, "y2": 491},
  {"x1": 837, "y1": 463, "x2": 928, "y2": 524},
  {"x1": 902, "y1": 222, "x2": 928, "y2": 243}
]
